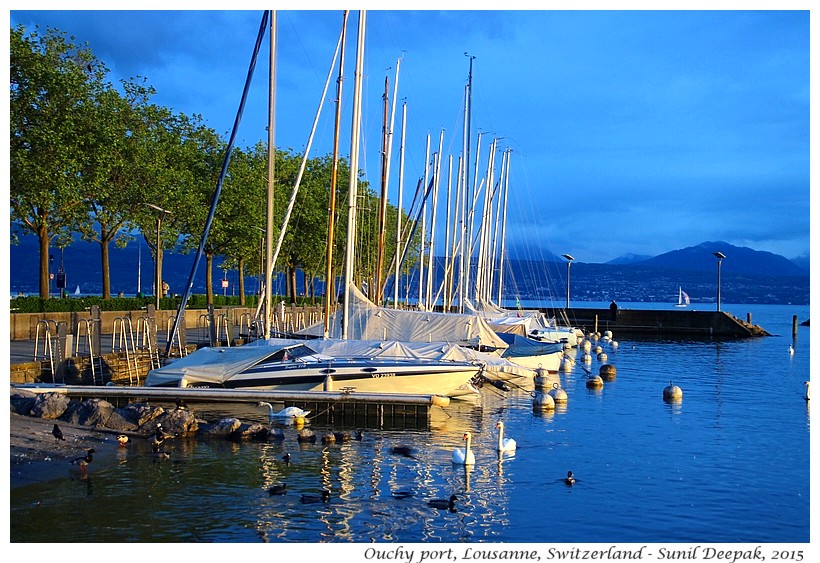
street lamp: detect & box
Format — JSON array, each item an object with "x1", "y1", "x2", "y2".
[
  {"x1": 143, "y1": 203, "x2": 172, "y2": 310},
  {"x1": 713, "y1": 251, "x2": 726, "y2": 311},
  {"x1": 562, "y1": 254, "x2": 575, "y2": 309}
]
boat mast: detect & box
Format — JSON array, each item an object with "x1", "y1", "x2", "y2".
[
  {"x1": 394, "y1": 101, "x2": 407, "y2": 308},
  {"x1": 343, "y1": 9, "x2": 366, "y2": 339},
  {"x1": 324, "y1": 10, "x2": 348, "y2": 338},
  {"x1": 264, "y1": 10, "x2": 277, "y2": 340},
  {"x1": 418, "y1": 134, "x2": 430, "y2": 309},
  {"x1": 375, "y1": 75, "x2": 389, "y2": 307}
]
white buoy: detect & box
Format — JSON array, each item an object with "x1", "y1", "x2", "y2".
[
  {"x1": 582, "y1": 340, "x2": 592, "y2": 353},
  {"x1": 548, "y1": 387, "x2": 568, "y2": 404},
  {"x1": 560, "y1": 356, "x2": 574, "y2": 372},
  {"x1": 604, "y1": 330, "x2": 613, "y2": 339},
  {"x1": 532, "y1": 392, "x2": 556, "y2": 411},
  {"x1": 586, "y1": 375, "x2": 604, "y2": 388},
  {"x1": 534, "y1": 367, "x2": 551, "y2": 388},
  {"x1": 594, "y1": 345, "x2": 603, "y2": 355},
  {"x1": 599, "y1": 364, "x2": 617, "y2": 381},
  {"x1": 610, "y1": 340, "x2": 619, "y2": 350},
  {"x1": 597, "y1": 352, "x2": 608, "y2": 363},
  {"x1": 663, "y1": 381, "x2": 683, "y2": 402},
  {"x1": 583, "y1": 353, "x2": 592, "y2": 364}
]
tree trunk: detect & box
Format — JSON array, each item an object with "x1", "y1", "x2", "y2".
[
  {"x1": 39, "y1": 226, "x2": 50, "y2": 299},
  {"x1": 205, "y1": 253, "x2": 214, "y2": 306},
  {"x1": 288, "y1": 267, "x2": 297, "y2": 304},
  {"x1": 238, "y1": 258, "x2": 246, "y2": 306},
  {"x1": 100, "y1": 239, "x2": 111, "y2": 299}
]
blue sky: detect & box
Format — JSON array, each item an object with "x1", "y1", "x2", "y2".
[{"x1": 7, "y1": 4, "x2": 811, "y2": 264}]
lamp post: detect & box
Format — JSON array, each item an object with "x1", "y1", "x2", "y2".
[
  {"x1": 143, "y1": 203, "x2": 172, "y2": 310},
  {"x1": 713, "y1": 251, "x2": 726, "y2": 311},
  {"x1": 562, "y1": 254, "x2": 574, "y2": 309}
]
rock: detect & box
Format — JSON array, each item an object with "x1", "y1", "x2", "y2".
[
  {"x1": 200, "y1": 417, "x2": 242, "y2": 438},
  {"x1": 29, "y1": 392, "x2": 70, "y2": 419}
]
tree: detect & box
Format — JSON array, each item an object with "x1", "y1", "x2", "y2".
[{"x1": 10, "y1": 25, "x2": 102, "y2": 298}]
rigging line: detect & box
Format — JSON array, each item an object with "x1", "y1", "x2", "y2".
[{"x1": 166, "y1": 10, "x2": 269, "y2": 356}]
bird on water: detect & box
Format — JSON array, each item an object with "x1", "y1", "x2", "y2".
[
  {"x1": 564, "y1": 471, "x2": 576, "y2": 486},
  {"x1": 390, "y1": 445, "x2": 417, "y2": 460},
  {"x1": 427, "y1": 494, "x2": 458, "y2": 512},
  {"x1": 116, "y1": 434, "x2": 129, "y2": 447},
  {"x1": 452, "y1": 432, "x2": 476, "y2": 465},
  {"x1": 71, "y1": 448, "x2": 96, "y2": 470},
  {"x1": 268, "y1": 484, "x2": 287, "y2": 496},
  {"x1": 300, "y1": 490, "x2": 330, "y2": 504},
  {"x1": 52, "y1": 424, "x2": 65, "y2": 443}
]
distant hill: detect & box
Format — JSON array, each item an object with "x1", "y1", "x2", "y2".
[
  {"x1": 636, "y1": 241, "x2": 808, "y2": 277},
  {"x1": 9, "y1": 235, "x2": 809, "y2": 304},
  {"x1": 607, "y1": 253, "x2": 653, "y2": 265}
]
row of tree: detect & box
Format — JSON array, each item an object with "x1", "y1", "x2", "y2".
[{"x1": 10, "y1": 25, "x2": 415, "y2": 305}]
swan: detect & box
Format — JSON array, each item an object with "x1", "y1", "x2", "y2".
[
  {"x1": 804, "y1": 381, "x2": 810, "y2": 401},
  {"x1": 790, "y1": 344, "x2": 795, "y2": 356},
  {"x1": 452, "y1": 432, "x2": 476, "y2": 465},
  {"x1": 257, "y1": 402, "x2": 310, "y2": 420},
  {"x1": 495, "y1": 421, "x2": 517, "y2": 453}
]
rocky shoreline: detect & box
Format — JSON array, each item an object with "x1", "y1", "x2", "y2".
[{"x1": 9, "y1": 387, "x2": 306, "y2": 490}]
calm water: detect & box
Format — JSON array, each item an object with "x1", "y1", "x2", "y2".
[{"x1": 10, "y1": 303, "x2": 811, "y2": 544}]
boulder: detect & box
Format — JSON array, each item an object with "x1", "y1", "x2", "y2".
[{"x1": 30, "y1": 392, "x2": 70, "y2": 420}]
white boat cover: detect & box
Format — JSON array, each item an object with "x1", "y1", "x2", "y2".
[
  {"x1": 145, "y1": 337, "x2": 535, "y2": 387},
  {"x1": 297, "y1": 285, "x2": 509, "y2": 351}
]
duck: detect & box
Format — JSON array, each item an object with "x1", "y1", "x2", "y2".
[
  {"x1": 282, "y1": 452, "x2": 292, "y2": 464},
  {"x1": 52, "y1": 424, "x2": 65, "y2": 443},
  {"x1": 391, "y1": 490, "x2": 415, "y2": 499},
  {"x1": 564, "y1": 471, "x2": 576, "y2": 486},
  {"x1": 268, "y1": 483, "x2": 287, "y2": 496},
  {"x1": 427, "y1": 494, "x2": 458, "y2": 512},
  {"x1": 71, "y1": 448, "x2": 96, "y2": 470},
  {"x1": 390, "y1": 445, "x2": 417, "y2": 459},
  {"x1": 321, "y1": 432, "x2": 336, "y2": 445},
  {"x1": 495, "y1": 421, "x2": 517, "y2": 453},
  {"x1": 333, "y1": 431, "x2": 352, "y2": 443},
  {"x1": 300, "y1": 490, "x2": 330, "y2": 504},
  {"x1": 452, "y1": 432, "x2": 476, "y2": 465},
  {"x1": 354, "y1": 430, "x2": 364, "y2": 441},
  {"x1": 150, "y1": 424, "x2": 168, "y2": 447},
  {"x1": 116, "y1": 434, "x2": 129, "y2": 447}
]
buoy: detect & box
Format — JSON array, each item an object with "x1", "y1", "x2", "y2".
[
  {"x1": 610, "y1": 341, "x2": 619, "y2": 350},
  {"x1": 582, "y1": 353, "x2": 592, "y2": 364},
  {"x1": 586, "y1": 375, "x2": 604, "y2": 388},
  {"x1": 548, "y1": 387, "x2": 568, "y2": 404},
  {"x1": 560, "y1": 356, "x2": 574, "y2": 372},
  {"x1": 604, "y1": 330, "x2": 613, "y2": 339},
  {"x1": 599, "y1": 364, "x2": 617, "y2": 381},
  {"x1": 534, "y1": 366, "x2": 551, "y2": 388},
  {"x1": 597, "y1": 352, "x2": 608, "y2": 363},
  {"x1": 594, "y1": 345, "x2": 603, "y2": 355},
  {"x1": 582, "y1": 341, "x2": 592, "y2": 353},
  {"x1": 663, "y1": 381, "x2": 683, "y2": 402},
  {"x1": 532, "y1": 392, "x2": 556, "y2": 411}
]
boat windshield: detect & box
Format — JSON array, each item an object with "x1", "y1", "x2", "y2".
[{"x1": 265, "y1": 344, "x2": 318, "y2": 362}]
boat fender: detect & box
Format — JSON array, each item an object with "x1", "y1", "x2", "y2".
[
  {"x1": 547, "y1": 387, "x2": 568, "y2": 404},
  {"x1": 585, "y1": 375, "x2": 604, "y2": 388},
  {"x1": 599, "y1": 364, "x2": 617, "y2": 381}
]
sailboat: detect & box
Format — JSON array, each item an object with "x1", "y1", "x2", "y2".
[
  {"x1": 675, "y1": 287, "x2": 690, "y2": 308},
  {"x1": 146, "y1": 10, "x2": 484, "y2": 399}
]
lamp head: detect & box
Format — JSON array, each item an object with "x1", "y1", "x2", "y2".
[
  {"x1": 562, "y1": 254, "x2": 575, "y2": 262},
  {"x1": 713, "y1": 251, "x2": 726, "y2": 260}
]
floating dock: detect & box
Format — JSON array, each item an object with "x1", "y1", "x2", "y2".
[{"x1": 11, "y1": 384, "x2": 451, "y2": 429}]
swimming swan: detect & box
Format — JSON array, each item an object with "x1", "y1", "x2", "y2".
[
  {"x1": 452, "y1": 432, "x2": 476, "y2": 465},
  {"x1": 495, "y1": 421, "x2": 517, "y2": 452}
]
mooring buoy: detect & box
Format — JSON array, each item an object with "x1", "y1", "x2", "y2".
[{"x1": 663, "y1": 381, "x2": 683, "y2": 402}]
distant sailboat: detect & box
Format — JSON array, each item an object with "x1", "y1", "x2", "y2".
[
  {"x1": 675, "y1": 287, "x2": 690, "y2": 308},
  {"x1": 73, "y1": 285, "x2": 81, "y2": 296}
]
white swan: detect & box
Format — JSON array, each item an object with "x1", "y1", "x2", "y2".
[
  {"x1": 257, "y1": 402, "x2": 310, "y2": 421},
  {"x1": 495, "y1": 421, "x2": 517, "y2": 453},
  {"x1": 452, "y1": 432, "x2": 476, "y2": 465}
]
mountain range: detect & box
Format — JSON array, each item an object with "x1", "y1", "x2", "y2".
[{"x1": 9, "y1": 236, "x2": 810, "y2": 305}]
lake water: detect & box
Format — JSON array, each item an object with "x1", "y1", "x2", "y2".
[{"x1": 9, "y1": 303, "x2": 811, "y2": 551}]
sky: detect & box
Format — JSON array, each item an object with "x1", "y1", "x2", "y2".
[{"x1": 7, "y1": 3, "x2": 812, "y2": 265}]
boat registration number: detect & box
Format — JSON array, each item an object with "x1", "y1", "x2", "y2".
[{"x1": 370, "y1": 373, "x2": 396, "y2": 378}]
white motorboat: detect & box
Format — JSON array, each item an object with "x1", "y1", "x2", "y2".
[{"x1": 144, "y1": 339, "x2": 484, "y2": 399}]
